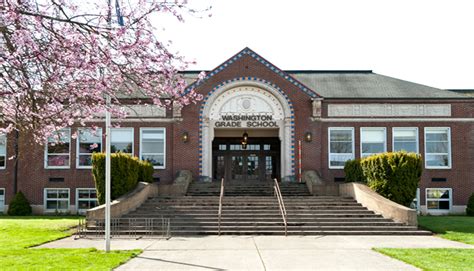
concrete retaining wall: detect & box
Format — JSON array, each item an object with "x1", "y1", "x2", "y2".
[
  {"x1": 339, "y1": 182, "x2": 417, "y2": 226},
  {"x1": 304, "y1": 170, "x2": 339, "y2": 196},
  {"x1": 86, "y1": 182, "x2": 158, "y2": 220}
]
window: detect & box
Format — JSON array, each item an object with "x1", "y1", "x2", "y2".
[
  {"x1": 426, "y1": 188, "x2": 451, "y2": 211},
  {"x1": 45, "y1": 129, "x2": 71, "y2": 168},
  {"x1": 361, "y1": 128, "x2": 386, "y2": 158},
  {"x1": 0, "y1": 189, "x2": 4, "y2": 213},
  {"x1": 44, "y1": 188, "x2": 70, "y2": 211},
  {"x1": 393, "y1": 128, "x2": 418, "y2": 153},
  {"x1": 140, "y1": 128, "x2": 165, "y2": 168},
  {"x1": 111, "y1": 128, "x2": 134, "y2": 155},
  {"x1": 77, "y1": 128, "x2": 102, "y2": 168},
  {"x1": 76, "y1": 188, "x2": 98, "y2": 212},
  {"x1": 0, "y1": 134, "x2": 6, "y2": 169},
  {"x1": 328, "y1": 128, "x2": 354, "y2": 168},
  {"x1": 425, "y1": 127, "x2": 451, "y2": 168}
]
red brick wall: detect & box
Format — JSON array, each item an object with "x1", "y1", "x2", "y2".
[{"x1": 0, "y1": 53, "x2": 473, "y2": 209}]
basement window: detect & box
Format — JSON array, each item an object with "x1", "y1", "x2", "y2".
[
  {"x1": 76, "y1": 188, "x2": 98, "y2": 213},
  {"x1": 44, "y1": 188, "x2": 70, "y2": 212},
  {"x1": 426, "y1": 188, "x2": 451, "y2": 211}
]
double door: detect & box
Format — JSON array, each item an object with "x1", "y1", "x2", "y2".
[{"x1": 212, "y1": 138, "x2": 280, "y2": 182}]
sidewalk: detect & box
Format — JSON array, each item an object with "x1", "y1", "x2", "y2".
[{"x1": 39, "y1": 235, "x2": 473, "y2": 270}]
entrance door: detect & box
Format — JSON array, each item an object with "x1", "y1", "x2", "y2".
[{"x1": 212, "y1": 137, "x2": 280, "y2": 181}]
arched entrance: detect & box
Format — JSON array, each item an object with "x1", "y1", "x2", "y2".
[{"x1": 199, "y1": 78, "x2": 295, "y2": 182}]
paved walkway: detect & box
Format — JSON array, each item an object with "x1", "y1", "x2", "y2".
[{"x1": 40, "y1": 235, "x2": 472, "y2": 270}]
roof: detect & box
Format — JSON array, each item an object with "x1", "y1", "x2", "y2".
[
  {"x1": 182, "y1": 70, "x2": 469, "y2": 99},
  {"x1": 289, "y1": 71, "x2": 468, "y2": 99},
  {"x1": 447, "y1": 89, "x2": 474, "y2": 97}
]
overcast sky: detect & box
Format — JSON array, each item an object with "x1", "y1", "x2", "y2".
[{"x1": 152, "y1": 0, "x2": 474, "y2": 89}]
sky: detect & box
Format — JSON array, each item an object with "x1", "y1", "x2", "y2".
[{"x1": 152, "y1": 0, "x2": 474, "y2": 89}]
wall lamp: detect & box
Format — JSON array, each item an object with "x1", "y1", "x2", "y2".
[
  {"x1": 181, "y1": 132, "x2": 189, "y2": 143},
  {"x1": 304, "y1": 132, "x2": 313, "y2": 142}
]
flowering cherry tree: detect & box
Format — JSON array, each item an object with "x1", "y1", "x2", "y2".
[{"x1": 0, "y1": 0, "x2": 206, "y2": 192}]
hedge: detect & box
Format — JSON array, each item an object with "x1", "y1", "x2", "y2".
[
  {"x1": 92, "y1": 153, "x2": 154, "y2": 205},
  {"x1": 359, "y1": 151, "x2": 422, "y2": 207},
  {"x1": 138, "y1": 160, "x2": 154, "y2": 183},
  {"x1": 7, "y1": 191, "x2": 32, "y2": 216},
  {"x1": 467, "y1": 193, "x2": 474, "y2": 216},
  {"x1": 343, "y1": 159, "x2": 366, "y2": 183}
]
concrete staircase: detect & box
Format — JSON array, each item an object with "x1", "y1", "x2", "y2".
[{"x1": 121, "y1": 181, "x2": 431, "y2": 235}]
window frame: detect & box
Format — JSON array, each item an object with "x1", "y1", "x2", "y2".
[
  {"x1": 139, "y1": 127, "x2": 166, "y2": 169},
  {"x1": 424, "y1": 127, "x2": 452, "y2": 169},
  {"x1": 360, "y1": 127, "x2": 387, "y2": 158},
  {"x1": 111, "y1": 127, "x2": 134, "y2": 155},
  {"x1": 328, "y1": 127, "x2": 355, "y2": 169},
  {"x1": 76, "y1": 128, "x2": 103, "y2": 169},
  {"x1": 43, "y1": 188, "x2": 70, "y2": 212},
  {"x1": 392, "y1": 127, "x2": 419, "y2": 153},
  {"x1": 0, "y1": 134, "x2": 6, "y2": 170},
  {"x1": 425, "y1": 188, "x2": 452, "y2": 212},
  {"x1": 0, "y1": 188, "x2": 5, "y2": 213},
  {"x1": 75, "y1": 188, "x2": 99, "y2": 213},
  {"x1": 44, "y1": 128, "x2": 71, "y2": 169}
]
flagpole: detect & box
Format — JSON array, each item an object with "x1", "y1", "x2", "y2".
[{"x1": 105, "y1": 0, "x2": 112, "y2": 253}]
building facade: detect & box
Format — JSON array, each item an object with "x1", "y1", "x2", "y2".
[{"x1": 0, "y1": 48, "x2": 473, "y2": 214}]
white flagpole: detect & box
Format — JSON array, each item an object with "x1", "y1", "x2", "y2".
[
  {"x1": 105, "y1": 0, "x2": 112, "y2": 253},
  {"x1": 105, "y1": 94, "x2": 111, "y2": 252}
]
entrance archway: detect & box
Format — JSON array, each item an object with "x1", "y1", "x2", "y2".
[{"x1": 199, "y1": 77, "x2": 295, "y2": 181}]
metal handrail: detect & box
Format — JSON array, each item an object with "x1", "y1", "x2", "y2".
[
  {"x1": 273, "y1": 178, "x2": 288, "y2": 236},
  {"x1": 218, "y1": 177, "x2": 225, "y2": 236}
]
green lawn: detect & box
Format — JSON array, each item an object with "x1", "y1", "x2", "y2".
[
  {"x1": 375, "y1": 216, "x2": 474, "y2": 271},
  {"x1": 418, "y1": 216, "x2": 474, "y2": 245},
  {"x1": 375, "y1": 248, "x2": 474, "y2": 271},
  {"x1": 0, "y1": 216, "x2": 140, "y2": 270}
]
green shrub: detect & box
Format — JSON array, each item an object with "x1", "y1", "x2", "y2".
[
  {"x1": 138, "y1": 160, "x2": 154, "y2": 183},
  {"x1": 467, "y1": 193, "x2": 474, "y2": 216},
  {"x1": 360, "y1": 151, "x2": 422, "y2": 207},
  {"x1": 7, "y1": 191, "x2": 32, "y2": 216},
  {"x1": 344, "y1": 159, "x2": 366, "y2": 183},
  {"x1": 92, "y1": 153, "x2": 140, "y2": 205}
]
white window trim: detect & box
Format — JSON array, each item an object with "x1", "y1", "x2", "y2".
[
  {"x1": 43, "y1": 188, "x2": 70, "y2": 212},
  {"x1": 392, "y1": 127, "x2": 419, "y2": 153},
  {"x1": 75, "y1": 188, "x2": 98, "y2": 212},
  {"x1": 424, "y1": 127, "x2": 452, "y2": 169},
  {"x1": 425, "y1": 188, "x2": 452, "y2": 212},
  {"x1": 111, "y1": 127, "x2": 134, "y2": 156},
  {"x1": 44, "y1": 128, "x2": 71, "y2": 169},
  {"x1": 0, "y1": 134, "x2": 6, "y2": 170},
  {"x1": 76, "y1": 128, "x2": 103, "y2": 169},
  {"x1": 360, "y1": 127, "x2": 387, "y2": 158},
  {"x1": 139, "y1": 127, "x2": 166, "y2": 169},
  {"x1": 328, "y1": 127, "x2": 355, "y2": 169},
  {"x1": 0, "y1": 188, "x2": 5, "y2": 213}
]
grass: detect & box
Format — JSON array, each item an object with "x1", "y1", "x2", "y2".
[
  {"x1": 375, "y1": 216, "x2": 474, "y2": 271},
  {"x1": 0, "y1": 216, "x2": 140, "y2": 270},
  {"x1": 375, "y1": 248, "x2": 474, "y2": 271},
  {"x1": 418, "y1": 216, "x2": 474, "y2": 245}
]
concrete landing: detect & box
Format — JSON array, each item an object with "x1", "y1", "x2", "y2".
[{"x1": 39, "y1": 235, "x2": 472, "y2": 270}]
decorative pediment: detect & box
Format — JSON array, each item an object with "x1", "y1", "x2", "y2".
[{"x1": 209, "y1": 86, "x2": 285, "y2": 121}]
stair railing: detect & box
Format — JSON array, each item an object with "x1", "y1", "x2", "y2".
[
  {"x1": 218, "y1": 177, "x2": 225, "y2": 236},
  {"x1": 273, "y1": 178, "x2": 288, "y2": 236}
]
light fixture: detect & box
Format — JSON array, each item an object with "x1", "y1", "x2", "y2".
[
  {"x1": 304, "y1": 132, "x2": 312, "y2": 142},
  {"x1": 242, "y1": 131, "x2": 248, "y2": 142},
  {"x1": 181, "y1": 132, "x2": 189, "y2": 143}
]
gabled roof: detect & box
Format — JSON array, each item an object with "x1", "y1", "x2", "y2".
[{"x1": 184, "y1": 47, "x2": 321, "y2": 98}]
